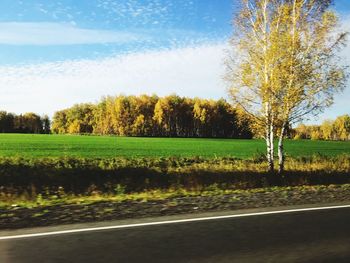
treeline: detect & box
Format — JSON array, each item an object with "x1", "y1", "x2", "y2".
[
  {"x1": 2, "y1": 95, "x2": 349, "y2": 141},
  {"x1": 52, "y1": 94, "x2": 253, "y2": 138},
  {"x1": 0, "y1": 111, "x2": 50, "y2": 134},
  {"x1": 294, "y1": 115, "x2": 350, "y2": 141}
]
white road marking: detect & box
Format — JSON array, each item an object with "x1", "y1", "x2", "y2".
[{"x1": 1, "y1": 204, "x2": 350, "y2": 240}]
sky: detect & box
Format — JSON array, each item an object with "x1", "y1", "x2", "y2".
[{"x1": 0, "y1": 0, "x2": 350, "y2": 123}]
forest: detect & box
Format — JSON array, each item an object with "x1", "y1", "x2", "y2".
[
  {"x1": 294, "y1": 116, "x2": 350, "y2": 141},
  {"x1": 0, "y1": 94, "x2": 349, "y2": 140},
  {"x1": 0, "y1": 111, "x2": 50, "y2": 134},
  {"x1": 51, "y1": 94, "x2": 254, "y2": 138}
]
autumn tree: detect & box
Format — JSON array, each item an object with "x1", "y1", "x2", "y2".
[
  {"x1": 41, "y1": 115, "x2": 51, "y2": 134},
  {"x1": 52, "y1": 104, "x2": 94, "y2": 134},
  {"x1": 320, "y1": 120, "x2": 334, "y2": 140},
  {"x1": 51, "y1": 94, "x2": 253, "y2": 138},
  {"x1": 227, "y1": 0, "x2": 348, "y2": 173},
  {"x1": 0, "y1": 111, "x2": 14, "y2": 133},
  {"x1": 130, "y1": 95, "x2": 158, "y2": 136},
  {"x1": 294, "y1": 124, "x2": 307, "y2": 139},
  {"x1": 193, "y1": 99, "x2": 212, "y2": 137},
  {"x1": 93, "y1": 96, "x2": 116, "y2": 135},
  {"x1": 52, "y1": 110, "x2": 68, "y2": 134},
  {"x1": 294, "y1": 115, "x2": 350, "y2": 141},
  {"x1": 0, "y1": 111, "x2": 50, "y2": 134},
  {"x1": 333, "y1": 115, "x2": 350, "y2": 140},
  {"x1": 153, "y1": 95, "x2": 184, "y2": 137},
  {"x1": 15, "y1": 113, "x2": 43, "y2": 133},
  {"x1": 310, "y1": 126, "x2": 322, "y2": 140}
]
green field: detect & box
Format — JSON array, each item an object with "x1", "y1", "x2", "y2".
[{"x1": 0, "y1": 134, "x2": 349, "y2": 159}]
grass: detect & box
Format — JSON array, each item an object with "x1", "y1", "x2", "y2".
[
  {"x1": 1, "y1": 155, "x2": 349, "y2": 200},
  {"x1": 2, "y1": 184, "x2": 350, "y2": 209},
  {"x1": 0, "y1": 134, "x2": 349, "y2": 159},
  {"x1": 0, "y1": 134, "x2": 349, "y2": 206}
]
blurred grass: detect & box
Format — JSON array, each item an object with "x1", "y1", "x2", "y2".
[
  {"x1": 3, "y1": 184, "x2": 350, "y2": 209},
  {"x1": 1, "y1": 134, "x2": 349, "y2": 204},
  {"x1": 0, "y1": 155, "x2": 349, "y2": 201}
]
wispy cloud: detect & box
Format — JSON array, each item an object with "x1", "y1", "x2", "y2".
[
  {"x1": 0, "y1": 15, "x2": 348, "y2": 122},
  {"x1": 0, "y1": 22, "x2": 146, "y2": 45},
  {"x1": 0, "y1": 37, "x2": 348, "y2": 120},
  {"x1": 0, "y1": 22, "x2": 217, "y2": 48},
  {"x1": 0, "y1": 43, "x2": 227, "y2": 115}
]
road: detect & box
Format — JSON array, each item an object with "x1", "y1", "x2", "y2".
[{"x1": 1, "y1": 204, "x2": 350, "y2": 262}]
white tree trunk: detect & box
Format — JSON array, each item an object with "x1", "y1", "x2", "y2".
[
  {"x1": 269, "y1": 122, "x2": 274, "y2": 173},
  {"x1": 266, "y1": 123, "x2": 274, "y2": 173},
  {"x1": 278, "y1": 125, "x2": 286, "y2": 174}
]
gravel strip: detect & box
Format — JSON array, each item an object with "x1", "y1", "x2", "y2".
[{"x1": 1, "y1": 185, "x2": 350, "y2": 230}]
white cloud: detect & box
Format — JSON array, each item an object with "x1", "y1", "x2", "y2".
[
  {"x1": 0, "y1": 43, "x2": 228, "y2": 116},
  {"x1": 0, "y1": 15, "x2": 349, "y2": 121},
  {"x1": 0, "y1": 22, "x2": 145, "y2": 45}
]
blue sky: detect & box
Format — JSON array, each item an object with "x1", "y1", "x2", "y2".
[
  {"x1": 0, "y1": 0, "x2": 350, "y2": 123},
  {"x1": 0, "y1": 0, "x2": 234, "y2": 64}
]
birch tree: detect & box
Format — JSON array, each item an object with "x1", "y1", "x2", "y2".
[{"x1": 226, "y1": 0, "x2": 348, "y2": 173}]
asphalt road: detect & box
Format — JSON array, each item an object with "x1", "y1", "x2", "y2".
[{"x1": 1, "y1": 205, "x2": 350, "y2": 263}]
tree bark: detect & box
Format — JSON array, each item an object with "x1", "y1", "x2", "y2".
[
  {"x1": 266, "y1": 123, "x2": 274, "y2": 173},
  {"x1": 269, "y1": 122, "x2": 275, "y2": 173},
  {"x1": 278, "y1": 125, "x2": 286, "y2": 174}
]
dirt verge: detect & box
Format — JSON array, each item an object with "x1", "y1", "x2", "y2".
[{"x1": 1, "y1": 185, "x2": 350, "y2": 230}]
